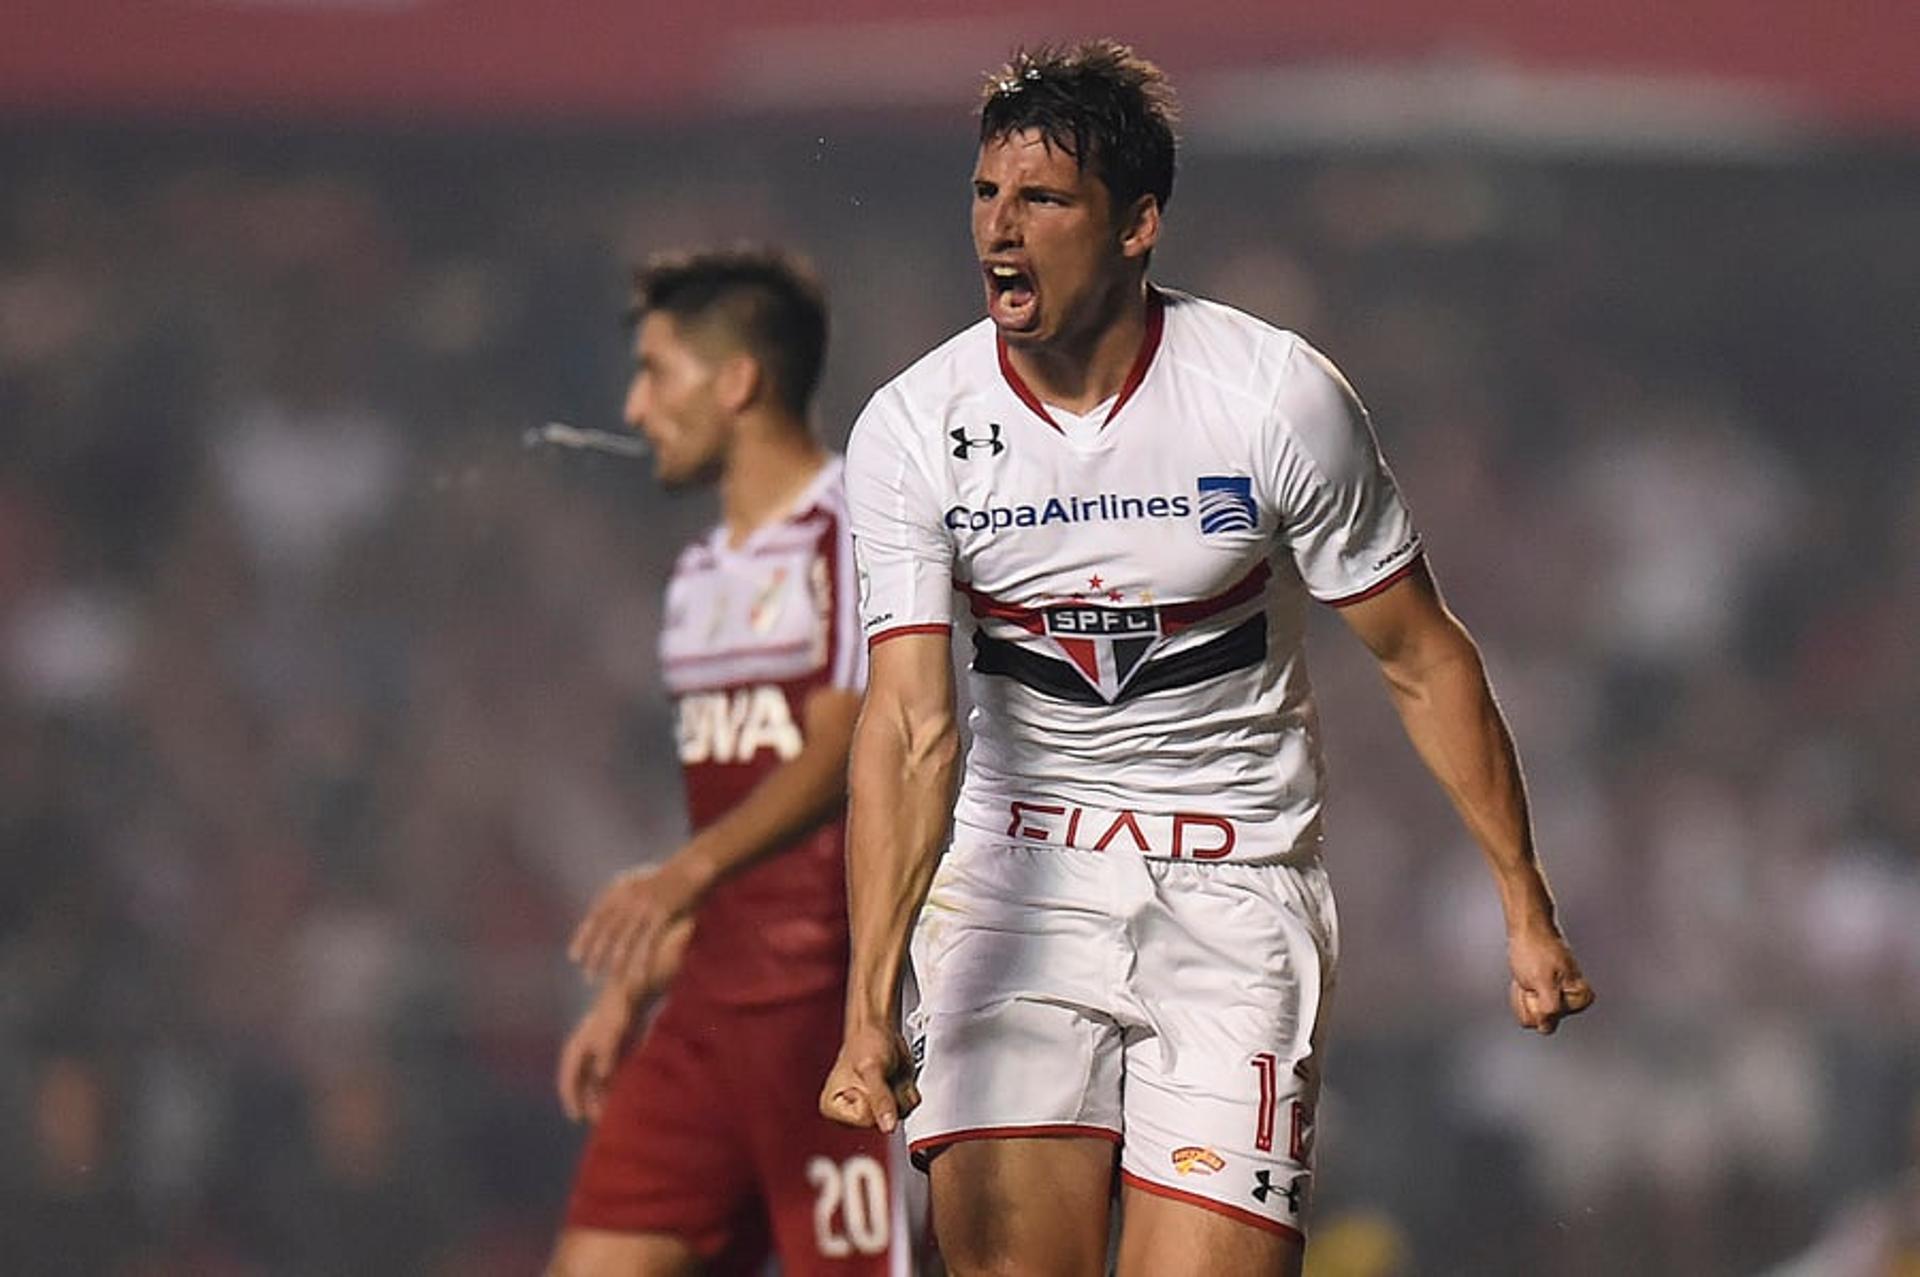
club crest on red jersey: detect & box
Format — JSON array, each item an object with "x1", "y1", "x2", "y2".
[{"x1": 749, "y1": 567, "x2": 790, "y2": 634}]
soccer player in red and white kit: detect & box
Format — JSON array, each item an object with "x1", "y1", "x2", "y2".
[
  {"x1": 819, "y1": 43, "x2": 1594, "y2": 1276},
  {"x1": 552, "y1": 251, "x2": 911, "y2": 1277}
]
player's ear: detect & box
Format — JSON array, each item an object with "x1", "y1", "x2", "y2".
[
  {"x1": 713, "y1": 351, "x2": 762, "y2": 414},
  {"x1": 1118, "y1": 194, "x2": 1161, "y2": 261}
]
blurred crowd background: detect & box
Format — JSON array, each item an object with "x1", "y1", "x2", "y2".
[{"x1": 4, "y1": 6, "x2": 1919, "y2": 1276}]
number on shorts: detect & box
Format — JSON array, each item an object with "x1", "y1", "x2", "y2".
[
  {"x1": 1289, "y1": 1097, "x2": 1313, "y2": 1162},
  {"x1": 1251, "y1": 1052, "x2": 1278, "y2": 1152},
  {"x1": 806, "y1": 1154, "x2": 890, "y2": 1258}
]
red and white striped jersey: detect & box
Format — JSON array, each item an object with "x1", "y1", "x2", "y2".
[
  {"x1": 659, "y1": 456, "x2": 866, "y2": 1005},
  {"x1": 846, "y1": 289, "x2": 1420, "y2": 863}
]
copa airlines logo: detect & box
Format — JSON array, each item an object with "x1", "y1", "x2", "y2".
[
  {"x1": 1197, "y1": 475, "x2": 1259, "y2": 534},
  {"x1": 944, "y1": 476, "x2": 1259, "y2": 536},
  {"x1": 945, "y1": 492, "x2": 1193, "y2": 532}
]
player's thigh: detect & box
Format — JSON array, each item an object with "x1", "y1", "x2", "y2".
[
  {"x1": 1115, "y1": 1185, "x2": 1302, "y2": 1277},
  {"x1": 1118, "y1": 859, "x2": 1334, "y2": 1245},
  {"x1": 546, "y1": 1227, "x2": 702, "y2": 1277},
  {"x1": 929, "y1": 1135, "x2": 1115, "y2": 1277}
]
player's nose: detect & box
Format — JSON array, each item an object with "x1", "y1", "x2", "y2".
[
  {"x1": 623, "y1": 376, "x2": 647, "y2": 430},
  {"x1": 982, "y1": 193, "x2": 1022, "y2": 248}
]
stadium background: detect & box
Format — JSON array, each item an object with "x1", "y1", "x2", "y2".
[{"x1": 3, "y1": 3, "x2": 1916, "y2": 1273}]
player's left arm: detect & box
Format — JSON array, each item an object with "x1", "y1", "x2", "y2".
[
  {"x1": 1336, "y1": 558, "x2": 1594, "y2": 1034},
  {"x1": 569, "y1": 684, "x2": 860, "y2": 984}
]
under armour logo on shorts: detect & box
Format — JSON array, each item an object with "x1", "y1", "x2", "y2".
[{"x1": 1252, "y1": 1170, "x2": 1306, "y2": 1213}]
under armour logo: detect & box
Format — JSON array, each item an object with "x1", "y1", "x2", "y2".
[
  {"x1": 1251, "y1": 1170, "x2": 1306, "y2": 1213},
  {"x1": 951, "y1": 423, "x2": 1006, "y2": 459}
]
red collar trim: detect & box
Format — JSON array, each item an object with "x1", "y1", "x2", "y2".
[{"x1": 996, "y1": 287, "x2": 1166, "y2": 434}]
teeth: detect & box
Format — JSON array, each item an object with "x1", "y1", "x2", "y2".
[{"x1": 991, "y1": 266, "x2": 1021, "y2": 278}]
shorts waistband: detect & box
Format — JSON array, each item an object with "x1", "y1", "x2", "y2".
[{"x1": 962, "y1": 796, "x2": 1309, "y2": 863}]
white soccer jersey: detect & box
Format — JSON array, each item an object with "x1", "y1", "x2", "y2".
[{"x1": 846, "y1": 289, "x2": 1420, "y2": 862}]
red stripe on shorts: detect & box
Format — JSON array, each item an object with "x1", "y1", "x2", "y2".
[
  {"x1": 908, "y1": 1122, "x2": 1121, "y2": 1159},
  {"x1": 1120, "y1": 1171, "x2": 1305, "y2": 1246}
]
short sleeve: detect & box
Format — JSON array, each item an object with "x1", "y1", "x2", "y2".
[
  {"x1": 1271, "y1": 338, "x2": 1422, "y2": 605},
  {"x1": 845, "y1": 386, "x2": 955, "y2": 642},
  {"x1": 820, "y1": 494, "x2": 868, "y2": 694}
]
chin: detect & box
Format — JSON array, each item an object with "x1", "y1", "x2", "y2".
[{"x1": 993, "y1": 318, "x2": 1047, "y2": 346}]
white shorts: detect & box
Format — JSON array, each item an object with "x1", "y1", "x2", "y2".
[{"x1": 903, "y1": 836, "x2": 1339, "y2": 1243}]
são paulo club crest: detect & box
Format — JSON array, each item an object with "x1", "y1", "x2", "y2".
[
  {"x1": 967, "y1": 562, "x2": 1272, "y2": 707},
  {"x1": 1041, "y1": 600, "x2": 1164, "y2": 701}
]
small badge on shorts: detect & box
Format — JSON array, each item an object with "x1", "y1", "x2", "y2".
[{"x1": 1171, "y1": 1146, "x2": 1226, "y2": 1176}]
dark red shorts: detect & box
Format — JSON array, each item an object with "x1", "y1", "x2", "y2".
[{"x1": 565, "y1": 987, "x2": 906, "y2": 1275}]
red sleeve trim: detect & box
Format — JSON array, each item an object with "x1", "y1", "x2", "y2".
[
  {"x1": 1119, "y1": 1172, "x2": 1306, "y2": 1245},
  {"x1": 1323, "y1": 553, "x2": 1422, "y2": 609},
  {"x1": 868, "y1": 623, "x2": 952, "y2": 647}
]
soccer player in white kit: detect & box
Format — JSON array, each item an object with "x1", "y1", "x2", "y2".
[{"x1": 819, "y1": 42, "x2": 1594, "y2": 1277}]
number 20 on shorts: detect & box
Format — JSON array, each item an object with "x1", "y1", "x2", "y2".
[{"x1": 806, "y1": 1154, "x2": 890, "y2": 1258}]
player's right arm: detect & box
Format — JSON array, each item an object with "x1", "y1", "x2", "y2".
[
  {"x1": 556, "y1": 915, "x2": 692, "y2": 1123},
  {"x1": 820, "y1": 384, "x2": 958, "y2": 1133},
  {"x1": 822, "y1": 630, "x2": 958, "y2": 1132},
  {"x1": 1270, "y1": 336, "x2": 1590, "y2": 1034}
]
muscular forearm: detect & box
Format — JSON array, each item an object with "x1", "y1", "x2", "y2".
[
  {"x1": 843, "y1": 700, "x2": 959, "y2": 1030},
  {"x1": 1377, "y1": 621, "x2": 1558, "y2": 935}
]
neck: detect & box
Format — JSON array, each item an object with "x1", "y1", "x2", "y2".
[
  {"x1": 1004, "y1": 277, "x2": 1150, "y2": 414},
  {"x1": 719, "y1": 414, "x2": 827, "y2": 544}
]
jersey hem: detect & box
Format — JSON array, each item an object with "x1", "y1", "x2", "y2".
[{"x1": 1119, "y1": 1171, "x2": 1306, "y2": 1245}]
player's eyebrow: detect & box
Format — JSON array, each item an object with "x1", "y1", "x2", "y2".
[{"x1": 1016, "y1": 182, "x2": 1076, "y2": 202}]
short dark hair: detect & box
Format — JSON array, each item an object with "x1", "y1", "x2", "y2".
[
  {"x1": 979, "y1": 41, "x2": 1179, "y2": 214},
  {"x1": 629, "y1": 248, "x2": 828, "y2": 418}
]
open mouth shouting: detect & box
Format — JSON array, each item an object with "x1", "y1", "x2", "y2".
[{"x1": 984, "y1": 261, "x2": 1039, "y2": 333}]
